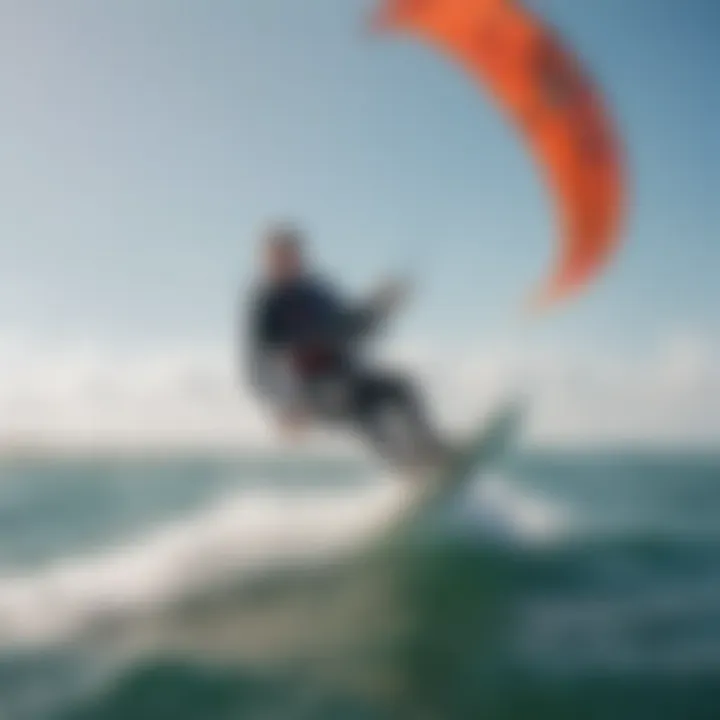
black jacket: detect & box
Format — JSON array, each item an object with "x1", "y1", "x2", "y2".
[{"x1": 245, "y1": 275, "x2": 377, "y2": 411}]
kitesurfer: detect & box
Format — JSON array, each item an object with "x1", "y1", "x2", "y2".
[{"x1": 244, "y1": 224, "x2": 447, "y2": 470}]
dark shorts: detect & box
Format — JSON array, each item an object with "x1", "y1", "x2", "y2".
[
  {"x1": 303, "y1": 370, "x2": 412, "y2": 423},
  {"x1": 303, "y1": 369, "x2": 435, "y2": 464}
]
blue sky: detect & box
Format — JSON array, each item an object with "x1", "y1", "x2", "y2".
[{"x1": 0, "y1": 0, "x2": 717, "y2": 353}]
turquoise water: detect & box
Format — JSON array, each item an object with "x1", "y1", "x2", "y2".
[{"x1": 0, "y1": 451, "x2": 719, "y2": 719}]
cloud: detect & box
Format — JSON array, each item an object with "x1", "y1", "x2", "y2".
[{"x1": 0, "y1": 333, "x2": 717, "y2": 452}]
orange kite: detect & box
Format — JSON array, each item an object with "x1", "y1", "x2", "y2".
[{"x1": 374, "y1": 0, "x2": 625, "y2": 308}]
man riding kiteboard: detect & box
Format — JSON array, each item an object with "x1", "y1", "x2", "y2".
[{"x1": 244, "y1": 224, "x2": 448, "y2": 470}]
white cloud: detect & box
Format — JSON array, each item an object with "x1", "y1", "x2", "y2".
[{"x1": 0, "y1": 333, "x2": 717, "y2": 452}]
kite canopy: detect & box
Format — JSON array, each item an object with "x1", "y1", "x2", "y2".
[{"x1": 375, "y1": 0, "x2": 625, "y2": 308}]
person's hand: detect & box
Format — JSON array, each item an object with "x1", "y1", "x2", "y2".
[{"x1": 372, "y1": 277, "x2": 413, "y2": 317}]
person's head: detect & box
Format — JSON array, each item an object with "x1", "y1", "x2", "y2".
[{"x1": 262, "y1": 224, "x2": 305, "y2": 283}]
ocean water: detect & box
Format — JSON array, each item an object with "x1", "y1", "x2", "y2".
[{"x1": 0, "y1": 450, "x2": 719, "y2": 719}]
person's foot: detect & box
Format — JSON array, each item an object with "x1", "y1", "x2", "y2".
[
  {"x1": 396, "y1": 441, "x2": 454, "y2": 479},
  {"x1": 423, "y1": 438, "x2": 455, "y2": 467}
]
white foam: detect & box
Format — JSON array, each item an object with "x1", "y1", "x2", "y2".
[
  {"x1": 464, "y1": 473, "x2": 571, "y2": 543},
  {"x1": 0, "y1": 477, "x2": 408, "y2": 648}
]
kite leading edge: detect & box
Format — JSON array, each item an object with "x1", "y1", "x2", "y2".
[{"x1": 374, "y1": 0, "x2": 626, "y2": 309}]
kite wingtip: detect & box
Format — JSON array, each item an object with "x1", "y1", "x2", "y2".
[
  {"x1": 523, "y1": 281, "x2": 572, "y2": 317},
  {"x1": 524, "y1": 289, "x2": 553, "y2": 316},
  {"x1": 370, "y1": 1, "x2": 404, "y2": 31}
]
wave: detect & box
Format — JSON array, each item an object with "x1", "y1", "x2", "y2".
[
  {"x1": 0, "y1": 468, "x2": 570, "y2": 650},
  {"x1": 0, "y1": 476, "x2": 409, "y2": 649}
]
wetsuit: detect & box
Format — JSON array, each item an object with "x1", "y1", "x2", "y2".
[{"x1": 245, "y1": 275, "x2": 440, "y2": 465}]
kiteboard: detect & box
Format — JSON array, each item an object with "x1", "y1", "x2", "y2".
[{"x1": 388, "y1": 398, "x2": 526, "y2": 537}]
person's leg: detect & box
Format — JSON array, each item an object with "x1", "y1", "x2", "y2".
[{"x1": 349, "y1": 370, "x2": 446, "y2": 467}]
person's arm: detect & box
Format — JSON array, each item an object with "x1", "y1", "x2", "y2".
[
  {"x1": 298, "y1": 276, "x2": 401, "y2": 346},
  {"x1": 346, "y1": 277, "x2": 413, "y2": 341}
]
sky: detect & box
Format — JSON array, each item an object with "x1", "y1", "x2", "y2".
[{"x1": 0, "y1": 0, "x2": 718, "y2": 449}]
